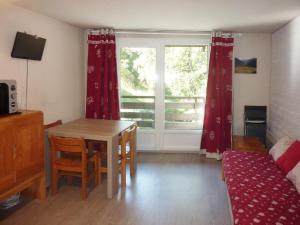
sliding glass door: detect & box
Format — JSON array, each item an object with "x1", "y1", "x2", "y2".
[
  {"x1": 119, "y1": 47, "x2": 156, "y2": 129},
  {"x1": 164, "y1": 45, "x2": 208, "y2": 130},
  {"x1": 117, "y1": 36, "x2": 209, "y2": 151}
]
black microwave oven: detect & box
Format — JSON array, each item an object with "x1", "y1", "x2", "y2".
[{"x1": 0, "y1": 80, "x2": 18, "y2": 114}]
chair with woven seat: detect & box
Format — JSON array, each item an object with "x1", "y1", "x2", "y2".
[{"x1": 49, "y1": 135, "x2": 99, "y2": 199}]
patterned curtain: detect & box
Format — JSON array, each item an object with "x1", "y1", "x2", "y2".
[
  {"x1": 200, "y1": 32, "x2": 234, "y2": 159},
  {"x1": 86, "y1": 28, "x2": 120, "y2": 120}
]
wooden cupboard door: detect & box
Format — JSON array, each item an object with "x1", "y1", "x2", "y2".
[
  {"x1": 15, "y1": 112, "x2": 44, "y2": 181},
  {"x1": 0, "y1": 121, "x2": 16, "y2": 192}
]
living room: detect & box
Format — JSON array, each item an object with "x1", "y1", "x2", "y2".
[{"x1": 0, "y1": 1, "x2": 300, "y2": 225}]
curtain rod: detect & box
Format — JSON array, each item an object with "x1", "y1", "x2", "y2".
[
  {"x1": 87, "y1": 28, "x2": 211, "y2": 36},
  {"x1": 115, "y1": 29, "x2": 211, "y2": 36},
  {"x1": 87, "y1": 29, "x2": 242, "y2": 37}
]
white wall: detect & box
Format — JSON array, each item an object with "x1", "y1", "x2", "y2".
[
  {"x1": 233, "y1": 33, "x2": 271, "y2": 135},
  {"x1": 0, "y1": 3, "x2": 84, "y2": 124},
  {"x1": 268, "y1": 17, "x2": 300, "y2": 143}
]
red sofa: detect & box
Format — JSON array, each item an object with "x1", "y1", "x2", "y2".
[{"x1": 223, "y1": 150, "x2": 300, "y2": 225}]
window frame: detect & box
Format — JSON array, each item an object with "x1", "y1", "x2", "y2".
[
  {"x1": 164, "y1": 45, "x2": 209, "y2": 130},
  {"x1": 116, "y1": 35, "x2": 211, "y2": 150}
]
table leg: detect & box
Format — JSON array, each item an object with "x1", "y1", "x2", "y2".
[
  {"x1": 130, "y1": 128, "x2": 137, "y2": 176},
  {"x1": 107, "y1": 135, "x2": 119, "y2": 198}
]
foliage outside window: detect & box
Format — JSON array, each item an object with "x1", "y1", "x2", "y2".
[
  {"x1": 119, "y1": 45, "x2": 208, "y2": 130},
  {"x1": 120, "y1": 48, "x2": 156, "y2": 129},
  {"x1": 165, "y1": 46, "x2": 208, "y2": 129}
]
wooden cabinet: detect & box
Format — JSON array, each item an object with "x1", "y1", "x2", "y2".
[
  {"x1": 0, "y1": 121, "x2": 15, "y2": 193},
  {"x1": 0, "y1": 111, "x2": 46, "y2": 201}
]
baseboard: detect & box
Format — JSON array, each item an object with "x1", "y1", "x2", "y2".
[
  {"x1": 137, "y1": 149, "x2": 200, "y2": 154},
  {"x1": 200, "y1": 149, "x2": 222, "y2": 160},
  {"x1": 137, "y1": 145, "x2": 200, "y2": 153}
]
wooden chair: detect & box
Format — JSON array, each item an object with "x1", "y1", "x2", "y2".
[
  {"x1": 45, "y1": 120, "x2": 76, "y2": 184},
  {"x1": 44, "y1": 120, "x2": 63, "y2": 187},
  {"x1": 49, "y1": 135, "x2": 99, "y2": 199},
  {"x1": 88, "y1": 124, "x2": 137, "y2": 187},
  {"x1": 86, "y1": 140, "x2": 107, "y2": 184},
  {"x1": 119, "y1": 124, "x2": 137, "y2": 187},
  {"x1": 44, "y1": 120, "x2": 62, "y2": 129}
]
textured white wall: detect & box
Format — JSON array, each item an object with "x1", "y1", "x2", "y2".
[
  {"x1": 233, "y1": 33, "x2": 271, "y2": 135},
  {"x1": 269, "y1": 17, "x2": 300, "y2": 143},
  {"x1": 0, "y1": 3, "x2": 84, "y2": 124}
]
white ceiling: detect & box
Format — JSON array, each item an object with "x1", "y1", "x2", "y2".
[{"x1": 7, "y1": 0, "x2": 300, "y2": 33}]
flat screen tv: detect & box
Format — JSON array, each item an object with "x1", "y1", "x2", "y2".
[{"x1": 11, "y1": 32, "x2": 46, "y2": 61}]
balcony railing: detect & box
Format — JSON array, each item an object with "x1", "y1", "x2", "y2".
[{"x1": 121, "y1": 95, "x2": 205, "y2": 129}]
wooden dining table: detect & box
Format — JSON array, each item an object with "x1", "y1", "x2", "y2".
[{"x1": 47, "y1": 118, "x2": 136, "y2": 198}]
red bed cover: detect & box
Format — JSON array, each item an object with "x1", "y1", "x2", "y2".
[{"x1": 223, "y1": 150, "x2": 300, "y2": 225}]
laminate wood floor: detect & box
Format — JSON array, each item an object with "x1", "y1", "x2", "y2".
[{"x1": 1, "y1": 153, "x2": 231, "y2": 225}]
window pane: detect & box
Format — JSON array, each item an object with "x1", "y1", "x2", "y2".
[
  {"x1": 164, "y1": 46, "x2": 208, "y2": 129},
  {"x1": 120, "y1": 47, "x2": 156, "y2": 129}
]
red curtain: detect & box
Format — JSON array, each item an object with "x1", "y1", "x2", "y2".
[
  {"x1": 86, "y1": 29, "x2": 120, "y2": 120},
  {"x1": 200, "y1": 32, "x2": 234, "y2": 156}
]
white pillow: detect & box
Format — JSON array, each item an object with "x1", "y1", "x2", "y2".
[
  {"x1": 287, "y1": 161, "x2": 300, "y2": 194},
  {"x1": 269, "y1": 136, "x2": 295, "y2": 161}
]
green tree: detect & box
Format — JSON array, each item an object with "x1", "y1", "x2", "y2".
[
  {"x1": 165, "y1": 46, "x2": 208, "y2": 97},
  {"x1": 120, "y1": 48, "x2": 154, "y2": 95}
]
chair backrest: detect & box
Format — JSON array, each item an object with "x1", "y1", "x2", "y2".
[
  {"x1": 120, "y1": 124, "x2": 137, "y2": 153},
  {"x1": 49, "y1": 136, "x2": 87, "y2": 167},
  {"x1": 44, "y1": 120, "x2": 62, "y2": 129}
]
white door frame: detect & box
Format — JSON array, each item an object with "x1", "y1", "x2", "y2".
[{"x1": 116, "y1": 35, "x2": 210, "y2": 152}]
